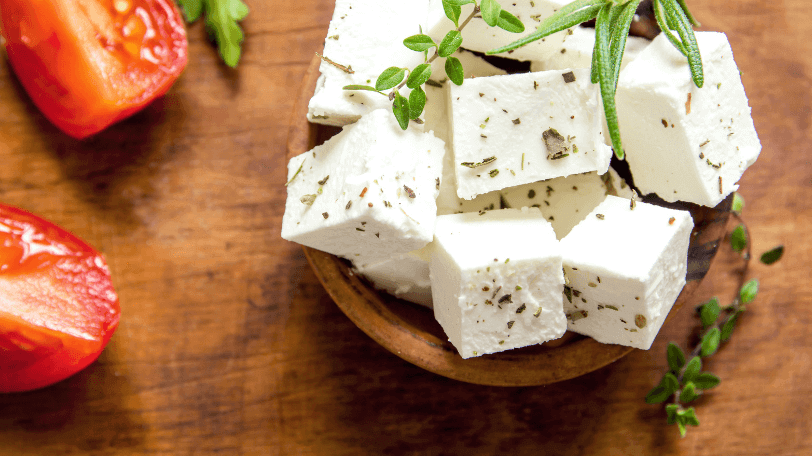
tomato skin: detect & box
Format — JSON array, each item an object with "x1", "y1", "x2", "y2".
[
  {"x1": 0, "y1": 0, "x2": 188, "y2": 138},
  {"x1": 0, "y1": 204, "x2": 120, "y2": 393}
]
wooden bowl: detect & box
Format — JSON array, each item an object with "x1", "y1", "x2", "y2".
[{"x1": 286, "y1": 55, "x2": 731, "y2": 386}]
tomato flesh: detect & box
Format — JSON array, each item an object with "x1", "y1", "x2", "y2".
[
  {"x1": 0, "y1": 0, "x2": 187, "y2": 138},
  {"x1": 0, "y1": 205, "x2": 120, "y2": 393}
]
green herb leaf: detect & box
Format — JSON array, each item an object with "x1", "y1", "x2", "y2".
[
  {"x1": 675, "y1": 0, "x2": 701, "y2": 27},
  {"x1": 676, "y1": 420, "x2": 687, "y2": 437},
  {"x1": 408, "y1": 86, "x2": 427, "y2": 119},
  {"x1": 661, "y1": 0, "x2": 703, "y2": 87},
  {"x1": 665, "y1": 404, "x2": 679, "y2": 424},
  {"x1": 700, "y1": 327, "x2": 721, "y2": 357},
  {"x1": 645, "y1": 385, "x2": 670, "y2": 404},
  {"x1": 664, "y1": 372, "x2": 679, "y2": 396},
  {"x1": 700, "y1": 297, "x2": 721, "y2": 328},
  {"x1": 406, "y1": 63, "x2": 433, "y2": 89},
  {"x1": 480, "y1": 0, "x2": 502, "y2": 27},
  {"x1": 693, "y1": 372, "x2": 721, "y2": 390},
  {"x1": 680, "y1": 407, "x2": 700, "y2": 426},
  {"x1": 595, "y1": 3, "x2": 625, "y2": 159},
  {"x1": 730, "y1": 224, "x2": 747, "y2": 252},
  {"x1": 438, "y1": 30, "x2": 463, "y2": 57},
  {"x1": 496, "y1": 9, "x2": 525, "y2": 33},
  {"x1": 608, "y1": 0, "x2": 642, "y2": 93},
  {"x1": 442, "y1": 1, "x2": 463, "y2": 27},
  {"x1": 647, "y1": 373, "x2": 679, "y2": 404},
  {"x1": 285, "y1": 158, "x2": 305, "y2": 187},
  {"x1": 186, "y1": 0, "x2": 251, "y2": 67},
  {"x1": 683, "y1": 356, "x2": 701, "y2": 383},
  {"x1": 442, "y1": 0, "x2": 475, "y2": 6},
  {"x1": 392, "y1": 91, "x2": 410, "y2": 130},
  {"x1": 680, "y1": 382, "x2": 699, "y2": 402},
  {"x1": 760, "y1": 245, "x2": 784, "y2": 265},
  {"x1": 343, "y1": 84, "x2": 385, "y2": 95},
  {"x1": 667, "y1": 342, "x2": 686, "y2": 373},
  {"x1": 720, "y1": 311, "x2": 741, "y2": 341},
  {"x1": 177, "y1": 0, "x2": 203, "y2": 21},
  {"x1": 445, "y1": 56, "x2": 464, "y2": 85},
  {"x1": 376, "y1": 67, "x2": 407, "y2": 91},
  {"x1": 652, "y1": 0, "x2": 688, "y2": 56},
  {"x1": 403, "y1": 34, "x2": 436, "y2": 52},
  {"x1": 731, "y1": 192, "x2": 745, "y2": 215},
  {"x1": 739, "y1": 278, "x2": 759, "y2": 304}
]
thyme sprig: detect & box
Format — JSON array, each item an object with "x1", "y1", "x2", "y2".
[
  {"x1": 342, "y1": 0, "x2": 525, "y2": 129},
  {"x1": 645, "y1": 193, "x2": 784, "y2": 437},
  {"x1": 488, "y1": 0, "x2": 704, "y2": 159}
]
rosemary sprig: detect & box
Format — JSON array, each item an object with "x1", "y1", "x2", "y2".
[
  {"x1": 488, "y1": 0, "x2": 704, "y2": 159},
  {"x1": 342, "y1": 0, "x2": 524, "y2": 129},
  {"x1": 645, "y1": 193, "x2": 784, "y2": 437}
]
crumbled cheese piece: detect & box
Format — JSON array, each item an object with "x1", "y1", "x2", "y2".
[
  {"x1": 307, "y1": 0, "x2": 430, "y2": 126},
  {"x1": 430, "y1": 208, "x2": 566, "y2": 359},
  {"x1": 449, "y1": 70, "x2": 611, "y2": 199},
  {"x1": 559, "y1": 196, "x2": 694, "y2": 350},
  {"x1": 616, "y1": 31, "x2": 761, "y2": 207},
  {"x1": 281, "y1": 109, "x2": 444, "y2": 268},
  {"x1": 500, "y1": 168, "x2": 633, "y2": 239},
  {"x1": 426, "y1": 0, "x2": 574, "y2": 62}
]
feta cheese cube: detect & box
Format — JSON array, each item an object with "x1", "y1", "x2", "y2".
[
  {"x1": 281, "y1": 109, "x2": 444, "y2": 268},
  {"x1": 423, "y1": 50, "x2": 506, "y2": 216},
  {"x1": 355, "y1": 248, "x2": 433, "y2": 308},
  {"x1": 307, "y1": 0, "x2": 430, "y2": 126},
  {"x1": 529, "y1": 26, "x2": 649, "y2": 72},
  {"x1": 449, "y1": 70, "x2": 611, "y2": 199},
  {"x1": 430, "y1": 208, "x2": 567, "y2": 359},
  {"x1": 559, "y1": 196, "x2": 694, "y2": 350},
  {"x1": 500, "y1": 168, "x2": 634, "y2": 239},
  {"x1": 426, "y1": 0, "x2": 575, "y2": 62},
  {"x1": 616, "y1": 32, "x2": 761, "y2": 207}
]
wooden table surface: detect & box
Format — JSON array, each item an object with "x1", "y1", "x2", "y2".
[{"x1": 0, "y1": 0, "x2": 809, "y2": 454}]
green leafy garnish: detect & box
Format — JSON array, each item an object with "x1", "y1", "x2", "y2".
[
  {"x1": 176, "y1": 0, "x2": 250, "y2": 67},
  {"x1": 760, "y1": 245, "x2": 784, "y2": 265},
  {"x1": 730, "y1": 224, "x2": 747, "y2": 252},
  {"x1": 343, "y1": 0, "x2": 524, "y2": 128}
]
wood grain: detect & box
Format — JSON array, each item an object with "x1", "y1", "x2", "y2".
[{"x1": 0, "y1": 0, "x2": 809, "y2": 454}]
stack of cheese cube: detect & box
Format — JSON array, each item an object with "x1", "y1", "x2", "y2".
[{"x1": 283, "y1": 0, "x2": 760, "y2": 359}]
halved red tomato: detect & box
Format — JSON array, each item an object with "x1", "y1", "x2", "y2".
[
  {"x1": 0, "y1": 204, "x2": 120, "y2": 393},
  {"x1": 0, "y1": 0, "x2": 187, "y2": 138}
]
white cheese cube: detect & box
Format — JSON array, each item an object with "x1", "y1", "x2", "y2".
[
  {"x1": 281, "y1": 109, "x2": 445, "y2": 268},
  {"x1": 307, "y1": 0, "x2": 430, "y2": 126},
  {"x1": 358, "y1": 51, "x2": 503, "y2": 308},
  {"x1": 529, "y1": 26, "x2": 649, "y2": 72},
  {"x1": 435, "y1": 109, "x2": 502, "y2": 215},
  {"x1": 559, "y1": 196, "x2": 694, "y2": 350},
  {"x1": 426, "y1": 0, "x2": 574, "y2": 62},
  {"x1": 423, "y1": 50, "x2": 506, "y2": 216},
  {"x1": 529, "y1": 27, "x2": 649, "y2": 149},
  {"x1": 500, "y1": 168, "x2": 633, "y2": 239},
  {"x1": 423, "y1": 48, "x2": 508, "y2": 144},
  {"x1": 430, "y1": 208, "x2": 567, "y2": 359},
  {"x1": 354, "y1": 248, "x2": 433, "y2": 308},
  {"x1": 616, "y1": 31, "x2": 761, "y2": 207},
  {"x1": 449, "y1": 70, "x2": 611, "y2": 199}
]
